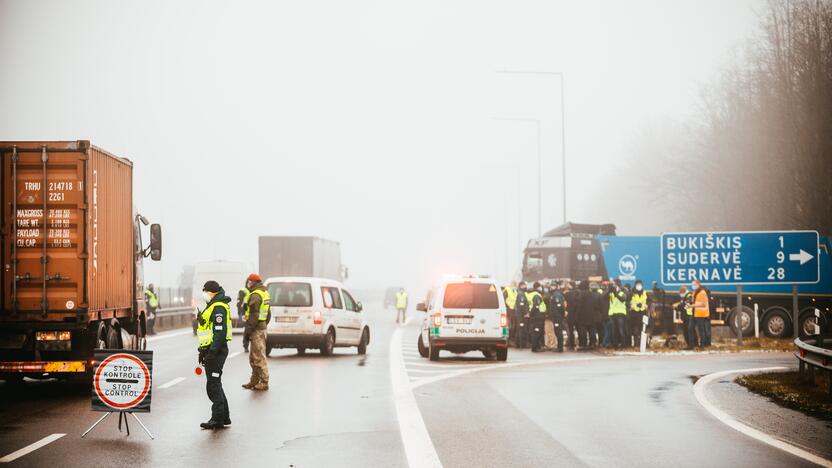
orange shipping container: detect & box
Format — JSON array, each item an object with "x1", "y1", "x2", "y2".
[{"x1": 1, "y1": 141, "x2": 135, "y2": 322}]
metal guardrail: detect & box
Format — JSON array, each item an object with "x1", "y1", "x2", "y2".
[
  {"x1": 156, "y1": 306, "x2": 193, "y2": 316},
  {"x1": 794, "y1": 335, "x2": 832, "y2": 397},
  {"x1": 153, "y1": 306, "x2": 194, "y2": 333}
]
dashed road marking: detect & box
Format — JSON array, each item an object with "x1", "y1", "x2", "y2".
[
  {"x1": 693, "y1": 367, "x2": 832, "y2": 468},
  {"x1": 228, "y1": 351, "x2": 243, "y2": 359},
  {"x1": 0, "y1": 433, "x2": 66, "y2": 463},
  {"x1": 158, "y1": 377, "x2": 186, "y2": 389}
]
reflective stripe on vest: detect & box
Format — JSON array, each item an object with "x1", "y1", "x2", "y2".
[
  {"x1": 395, "y1": 291, "x2": 408, "y2": 309},
  {"x1": 609, "y1": 291, "x2": 626, "y2": 315},
  {"x1": 630, "y1": 291, "x2": 648, "y2": 312},
  {"x1": 145, "y1": 290, "x2": 159, "y2": 308},
  {"x1": 197, "y1": 301, "x2": 232, "y2": 347},
  {"x1": 244, "y1": 288, "x2": 271, "y2": 321},
  {"x1": 504, "y1": 287, "x2": 517, "y2": 309},
  {"x1": 526, "y1": 291, "x2": 547, "y2": 313}
]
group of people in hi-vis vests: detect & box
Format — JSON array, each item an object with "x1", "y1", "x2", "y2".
[{"x1": 503, "y1": 277, "x2": 711, "y2": 351}]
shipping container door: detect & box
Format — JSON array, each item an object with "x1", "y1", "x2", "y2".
[{"x1": 2, "y1": 148, "x2": 85, "y2": 313}]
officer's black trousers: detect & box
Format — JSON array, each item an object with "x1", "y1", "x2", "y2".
[
  {"x1": 530, "y1": 317, "x2": 545, "y2": 351},
  {"x1": 205, "y1": 345, "x2": 230, "y2": 422}
]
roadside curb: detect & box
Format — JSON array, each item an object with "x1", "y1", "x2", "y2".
[{"x1": 693, "y1": 367, "x2": 832, "y2": 468}]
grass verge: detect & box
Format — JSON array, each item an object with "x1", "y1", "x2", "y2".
[{"x1": 736, "y1": 371, "x2": 832, "y2": 421}]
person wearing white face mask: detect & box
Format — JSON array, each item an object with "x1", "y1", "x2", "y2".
[{"x1": 628, "y1": 280, "x2": 650, "y2": 348}]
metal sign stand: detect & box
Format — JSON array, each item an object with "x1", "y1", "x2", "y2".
[
  {"x1": 792, "y1": 284, "x2": 799, "y2": 339},
  {"x1": 736, "y1": 285, "x2": 743, "y2": 346},
  {"x1": 81, "y1": 412, "x2": 154, "y2": 439}
]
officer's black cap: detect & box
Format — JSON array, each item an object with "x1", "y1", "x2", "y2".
[{"x1": 203, "y1": 280, "x2": 221, "y2": 293}]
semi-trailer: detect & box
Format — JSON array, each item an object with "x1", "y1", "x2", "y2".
[
  {"x1": 1, "y1": 141, "x2": 161, "y2": 381},
  {"x1": 521, "y1": 223, "x2": 831, "y2": 338}
]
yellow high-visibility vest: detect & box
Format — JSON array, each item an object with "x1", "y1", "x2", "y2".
[
  {"x1": 197, "y1": 301, "x2": 232, "y2": 347},
  {"x1": 395, "y1": 291, "x2": 408, "y2": 309},
  {"x1": 630, "y1": 291, "x2": 648, "y2": 312},
  {"x1": 609, "y1": 291, "x2": 627, "y2": 315},
  {"x1": 244, "y1": 288, "x2": 271, "y2": 321}
]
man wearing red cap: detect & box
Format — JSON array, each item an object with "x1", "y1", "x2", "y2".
[{"x1": 242, "y1": 273, "x2": 271, "y2": 391}]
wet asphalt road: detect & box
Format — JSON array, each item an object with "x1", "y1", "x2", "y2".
[{"x1": 0, "y1": 303, "x2": 824, "y2": 468}]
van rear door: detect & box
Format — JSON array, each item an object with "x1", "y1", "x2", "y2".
[
  {"x1": 267, "y1": 281, "x2": 316, "y2": 334},
  {"x1": 439, "y1": 282, "x2": 503, "y2": 339}
]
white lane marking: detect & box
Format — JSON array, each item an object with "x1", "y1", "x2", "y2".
[
  {"x1": 389, "y1": 326, "x2": 443, "y2": 468},
  {"x1": 693, "y1": 367, "x2": 832, "y2": 468},
  {"x1": 410, "y1": 356, "x2": 602, "y2": 390},
  {"x1": 228, "y1": 351, "x2": 243, "y2": 359},
  {"x1": 158, "y1": 377, "x2": 186, "y2": 389},
  {"x1": 147, "y1": 329, "x2": 192, "y2": 343},
  {"x1": 0, "y1": 433, "x2": 66, "y2": 463}
]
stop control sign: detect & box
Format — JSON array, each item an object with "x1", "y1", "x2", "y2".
[{"x1": 92, "y1": 350, "x2": 153, "y2": 413}]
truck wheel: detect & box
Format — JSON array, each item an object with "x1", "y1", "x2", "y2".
[
  {"x1": 320, "y1": 328, "x2": 335, "y2": 356},
  {"x1": 297, "y1": 347, "x2": 306, "y2": 355},
  {"x1": 798, "y1": 308, "x2": 826, "y2": 337},
  {"x1": 417, "y1": 334, "x2": 428, "y2": 358},
  {"x1": 357, "y1": 329, "x2": 368, "y2": 355},
  {"x1": 728, "y1": 306, "x2": 754, "y2": 336},
  {"x1": 428, "y1": 341, "x2": 440, "y2": 361},
  {"x1": 496, "y1": 348, "x2": 508, "y2": 362},
  {"x1": 763, "y1": 308, "x2": 791, "y2": 339},
  {"x1": 106, "y1": 326, "x2": 120, "y2": 349}
]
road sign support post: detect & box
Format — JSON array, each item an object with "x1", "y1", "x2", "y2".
[
  {"x1": 754, "y1": 303, "x2": 760, "y2": 338},
  {"x1": 81, "y1": 412, "x2": 112, "y2": 438},
  {"x1": 736, "y1": 285, "x2": 743, "y2": 346},
  {"x1": 792, "y1": 284, "x2": 799, "y2": 339}
]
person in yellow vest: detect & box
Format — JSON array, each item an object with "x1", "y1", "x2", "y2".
[
  {"x1": 242, "y1": 273, "x2": 271, "y2": 391},
  {"x1": 395, "y1": 288, "x2": 408, "y2": 324},
  {"x1": 628, "y1": 280, "x2": 650, "y2": 347},
  {"x1": 672, "y1": 286, "x2": 694, "y2": 349},
  {"x1": 609, "y1": 279, "x2": 628, "y2": 349},
  {"x1": 196, "y1": 280, "x2": 232, "y2": 429},
  {"x1": 144, "y1": 284, "x2": 159, "y2": 335},
  {"x1": 691, "y1": 280, "x2": 711, "y2": 348},
  {"x1": 527, "y1": 282, "x2": 548, "y2": 352},
  {"x1": 237, "y1": 286, "x2": 250, "y2": 352},
  {"x1": 503, "y1": 285, "x2": 518, "y2": 342}
]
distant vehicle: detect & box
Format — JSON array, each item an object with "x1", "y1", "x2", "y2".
[
  {"x1": 1, "y1": 141, "x2": 161, "y2": 382},
  {"x1": 384, "y1": 287, "x2": 404, "y2": 309},
  {"x1": 190, "y1": 260, "x2": 251, "y2": 334},
  {"x1": 264, "y1": 276, "x2": 369, "y2": 356},
  {"x1": 259, "y1": 236, "x2": 346, "y2": 282},
  {"x1": 416, "y1": 275, "x2": 509, "y2": 361},
  {"x1": 521, "y1": 222, "x2": 832, "y2": 338}
]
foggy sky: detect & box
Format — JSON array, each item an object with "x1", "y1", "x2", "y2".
[{"x1": 0, "y1": 0, "x2": 763, "y2": 293}]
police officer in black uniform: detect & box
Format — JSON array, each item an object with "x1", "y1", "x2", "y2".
[
  {"x1": 514, "y1": 282, "x2": 530, "y2": 348},
  {"x1": 197, "y1": 280, "x2": 232, "y2": 430},
  {"x1": 547, "y1": 282, "x2": 566, "y2": 352}
]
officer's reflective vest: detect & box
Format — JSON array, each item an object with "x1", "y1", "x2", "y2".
[
  {"x1": 197, "y1": 301, "x2": 232, "y2": 347},
  {"x1": 630, "y1": 290, "x2": 648, "y2": 312},
  {"x1": 244, "y1": 288, "x2": 271, "y2": 321},
  {"x1": 504, "y1": 287, "x2": 518, "y2": 309},
  {"x1": 609, "y1": 290, "x2": 627, "y2": 315},
  {"x1": 145, "y1": 289, "x2": 159, "y2": 308},
  {"x1": 684, "y1": 291, "x2": 693, "y2": 316},
  {"x1": 395, "y1": 291, "x2": 408, "y2": 309},
  {"x1": 239, "y1": 287, "x2": 250, "y2": 316},
  {"x1": 526, "y1": 291, "x2": 548, "y2": 314}
]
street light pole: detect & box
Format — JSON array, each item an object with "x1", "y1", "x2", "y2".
[
  {"x1": 497, "y1": 70, "x2": 567, "y2": 224},
  {"x1": 492, "y1": 117, "x2": 542, "y2": 236}
]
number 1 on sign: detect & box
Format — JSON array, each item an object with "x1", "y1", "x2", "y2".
[{"x1": 778, "y1": 236, "x2": 784, "y2": 248}]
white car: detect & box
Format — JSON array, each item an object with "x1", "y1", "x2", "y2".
[
  {"x1": 264, "y1": 277, "x2": 370, "y2": 356},
  {"x1": 416, "y1": 275, "x2": 508, "y2": 361}
]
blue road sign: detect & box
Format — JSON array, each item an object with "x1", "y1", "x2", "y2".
[{"x1": 660, "y1": 231, "x2": 820, "y2": 285}]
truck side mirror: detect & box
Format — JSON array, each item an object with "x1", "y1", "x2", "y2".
[
  {"x1": 149, "y1": 223, "x2": 162, "y2": 261},
  {"x1": 416, "y1": 302, "x2": 427, "y2": 312}
]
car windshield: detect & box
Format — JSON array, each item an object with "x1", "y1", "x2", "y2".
[
  {"x1": 442, "y1": 283, "x2": 500, "y2": 309},
  {"x1": 268, "y1": 282, "x2": 313, "y2": 307}
]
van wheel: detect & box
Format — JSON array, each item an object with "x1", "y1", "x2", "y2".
[
  {"x1": 321, "y1": 328, "x2": 335, "y2": 356},
  {"x1": 496, "y1": 348, "x2": 508, "y2": 361},
  {"x1": 297, "y1": 347, "x2": 306, "y2": 355},
  {"x1": 358, "y1": 330, "x2": 368, "y2": 355},
  {"x1": 428, "y1": 342, "x2": 440, "y2": 361},
  {"x1": 417, "y1": 334, "x2": 428, "y2": 358}
]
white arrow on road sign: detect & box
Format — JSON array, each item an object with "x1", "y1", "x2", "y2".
[{"x1": 789, "y1": 249, "x2": 814, "y2": 265}]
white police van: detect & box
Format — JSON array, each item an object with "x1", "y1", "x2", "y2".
[
  {"x1": 264, "y1": 277, "x2": 369, "y2": 356},
  {"x1": 416, "y1": 275, "x2": 508, "y2": 361}
]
